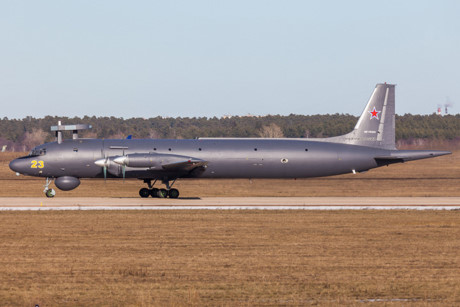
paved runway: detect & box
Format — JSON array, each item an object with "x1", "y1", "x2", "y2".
[{"x1": 0, "y1": 197, "x2": 459, "y2": 210}]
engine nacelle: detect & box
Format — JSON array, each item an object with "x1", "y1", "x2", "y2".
[
  {"x1": 115, "y1": 153, "x2": 162, "y2": 168},
  {"x1": 113, "y1": 153, "x2": 194, "y2": 168},
  {"x1": 55, "y1": 176, "x2": 81, "y2": 191}
]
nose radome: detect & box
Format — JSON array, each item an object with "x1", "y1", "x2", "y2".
[{"x1": 9, "y1": 159, "x2": 26, "y2": 174}]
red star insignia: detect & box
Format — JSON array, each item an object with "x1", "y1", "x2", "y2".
[{"x1": 368, "y1": 107, "x2": 381, "y2": 120}]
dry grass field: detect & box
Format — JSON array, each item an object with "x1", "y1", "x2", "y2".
[
  {"x1": 0, "y1": 210, "x2": 459, "y2": 306},
  {"x1": 0, "y1": 149, "x2": 459, "y2": 305},
  {"x1": 0, "y1": 150, "x2": 459, "y2": 197}
]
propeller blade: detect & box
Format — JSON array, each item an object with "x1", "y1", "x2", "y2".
[{"x1": 103, "y1": 165, "x2": 107, "y2": 182}]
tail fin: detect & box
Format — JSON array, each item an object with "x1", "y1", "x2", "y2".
[{"x1": 325, "y1": 83, "x2": 396, "y2": 149}]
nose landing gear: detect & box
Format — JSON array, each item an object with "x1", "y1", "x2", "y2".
[
  {"x1": 44, "y1": 178, "x2": 56, "y2": 198},
  {"x1": 139, "y1": 179, "x2": 180, "y2": 198}
]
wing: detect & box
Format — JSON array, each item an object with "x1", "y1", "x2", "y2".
[{"x1": 161, "y1": 159, "x2": 208, "y2": 171}]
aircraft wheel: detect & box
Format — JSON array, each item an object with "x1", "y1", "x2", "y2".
[
  {"x1": 157, "y1": 189, "x2": 168, "y2": 198},
  {"x1": 168, "y1": 188, "x2": 179, "y2": 199},
  {"x1": 139, "y1": 188, "x2": 150, "y2": 198},
  {"x1": 150, "y1": 188, "x2": 159, "y2": 198},
  {"x1": 45, "y1": 189, "x2": 56, "y2": 198}
]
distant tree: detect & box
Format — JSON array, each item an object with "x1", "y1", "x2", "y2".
[
  {"x1": 81, "y1": 131, "x2": 98, "y2": 139},
  {"x1": 1, "y1": 114, "x2": 460, "y2": 150},
  {"x1": 22, "y1": 129, "x2": 47, "y2": 151},
  {"x1": 148, "y1": 129, "x2": 161, "y2": 139},
  {"x1": 110, "y1": 131, "x2": 127, "y2": 139},
  {"x1": 258, "y1": 123, "x2": 284, "y2": 138}
]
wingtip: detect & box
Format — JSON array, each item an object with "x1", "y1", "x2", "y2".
[{"x1": 434, "y1": 151, "x2": 452, "y2": 157}]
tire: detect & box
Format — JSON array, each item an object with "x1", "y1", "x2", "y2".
[
  {"x1": 45, "y1": 189, "x2": 55, "y2": 198},
  {"x1": 157, "y1": 189, "x2": 168, "y2": 198},
  {"x1": 139, "y1": 188, "x2": 150, "y2": 198},
  {"x1": 150, "y1": 188, "x2": 159, "y2": 197},
  {"x1": 168, "y1": 188, "x2": 179, "y2": 199}
]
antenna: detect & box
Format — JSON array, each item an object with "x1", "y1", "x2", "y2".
[
  {"x1": 437, "y1": 97, "x2": 454, "y2": 116},
  {"x1": 51, "y1": 122, "x2": 92, "y2": 144},
  {"x1": 444, "y1": 97, "x2": 453, "y2": 115}
]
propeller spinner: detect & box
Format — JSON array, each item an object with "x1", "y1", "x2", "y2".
[
  {"x1": 94, "y1": 157, "x2": 109, "y2": 181},
  {"x1": 95, "y1": 156, "x2": 126, "y2": 182}
]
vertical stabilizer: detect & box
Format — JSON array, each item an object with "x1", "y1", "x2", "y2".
[{"x1": 323, "y1": 83, "x2": 396, "y2": 149}]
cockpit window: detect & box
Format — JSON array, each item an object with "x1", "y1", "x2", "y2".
[{"x1": 29, "y1": 148, "x2": 47, "y2": 156}]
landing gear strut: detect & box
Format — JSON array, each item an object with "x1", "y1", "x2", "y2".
[
  {"x1": 44, "y1": 178, "x2": 56, "y2": 198},
  {"x1": 139, "y1": 179, "x2": 180, "y2": 198}
]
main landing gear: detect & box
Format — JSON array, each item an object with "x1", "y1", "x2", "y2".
[
  {"x1": 44, "y1": 177, "x2": 56, "y2": 198},
  {"x1": 139, "y1": 179, "x2": 179, "y2": 199}
]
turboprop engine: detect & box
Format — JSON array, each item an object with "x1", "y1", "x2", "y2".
[{"x1": 113, "y1": 153, "x2": 204, "y2": 170}]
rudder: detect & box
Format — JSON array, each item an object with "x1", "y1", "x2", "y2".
[{"x1": 324, "y1": 83, "x2": 396, "y2": 149}]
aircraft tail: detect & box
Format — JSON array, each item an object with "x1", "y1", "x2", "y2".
[{"x1": 324, "y1": 83, "x2": 396, "y2": 149}]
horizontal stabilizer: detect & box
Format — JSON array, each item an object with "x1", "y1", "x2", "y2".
[
  {"x1": 375, "y1": 150, "x2": 451, "y2": 166},
  {"x1": 374, "y1": 156, "x2": 404, "y2": 166}
]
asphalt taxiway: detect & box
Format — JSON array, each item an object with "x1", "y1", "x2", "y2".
[{"x1": 0, "y1": 197, "x2": 459, "y2": 210}]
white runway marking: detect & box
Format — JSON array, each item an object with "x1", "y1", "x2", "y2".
[
  {"x1": 1, "y1": 206, "x2": 459, "y2": 211},
  {"x1": 0, "y1": 197, "x2": 459, "y2": 211}
]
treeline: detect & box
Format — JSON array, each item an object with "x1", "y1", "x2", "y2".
[{"x1": 1, "y1": 114, "x2": 459, "y2": 151}]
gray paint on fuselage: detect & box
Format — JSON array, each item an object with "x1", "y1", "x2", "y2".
[{"x1": 21, "y1": 138, "x2": 388, "y2": 180}]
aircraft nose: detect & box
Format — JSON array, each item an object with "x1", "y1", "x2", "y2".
[{"x1": 9, "y1": 158, "x2": 28, "y2": 174}]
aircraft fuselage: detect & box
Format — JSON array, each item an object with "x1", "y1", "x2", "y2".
[{"x1": 12, "y1": 138, "x2": 389, "y2": 180}]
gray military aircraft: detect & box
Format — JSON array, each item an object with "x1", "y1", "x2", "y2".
[{"x1": 9, "y1": 83, "x2": 451, "y2": 198}]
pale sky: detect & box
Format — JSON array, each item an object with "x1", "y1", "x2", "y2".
[{"x1": 1, "y1": 1, "x2": 459, "y2": 119}]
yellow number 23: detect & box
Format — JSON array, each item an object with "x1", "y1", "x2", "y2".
[{"x1": 31, "y1": 160, "x2": 44, "y2": 169}]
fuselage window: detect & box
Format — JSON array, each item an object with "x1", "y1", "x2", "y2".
[
  {"x1": 198, "y1": 148, "x2": 202, "y2": 151},
  {"x1": 168, "y1": 148, "x2": 171, "y2": 151},
  {"x1": 153, "y1": 148, "x2": 157, "y2": 151},
  {"x1": 305, "y1": 149, "x2": 308, "y2": 151},
  {"x1": 73, "y1": 148, "x2": 78, "y2": 152},
  {"x1": 254, "y1": 148, "x2": 257, "y2": 151}
]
